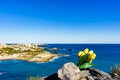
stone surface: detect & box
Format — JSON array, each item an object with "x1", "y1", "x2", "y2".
[
  {"x1": 58, "y1": 62, "x2": 82, "y2": 80},
  {"x1": 79, "y1": 70, "x2": 89, "y2": 78},
  {"x1": 111, "y1": 73, "x2": 120, "y2": 80},
  {"x1": 88, "y1": 68, "x2": 113, "y2": 80},
  {"x1": 86, "y1": 76, "x2": 94, "y2": 80}
]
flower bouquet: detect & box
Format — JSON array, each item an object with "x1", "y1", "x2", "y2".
[{"x1": 77, "y1": 48, "x2": 96, "y2": 69}]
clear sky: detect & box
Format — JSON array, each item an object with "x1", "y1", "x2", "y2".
[{"x1": 0, "y1": 0, "x2": 120, "y2": 43}]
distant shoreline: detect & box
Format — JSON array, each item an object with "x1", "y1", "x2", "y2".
[
  {"x1": 0, "y1": 43, "x2": 62, "y2": 62},
  {"x1": 0, "y1": 51, "x2": 61, "y2": 62}
]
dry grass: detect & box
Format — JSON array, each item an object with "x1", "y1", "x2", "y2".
[{"x1": 111, "y1": 64, "x2": 120, "y2": 75}]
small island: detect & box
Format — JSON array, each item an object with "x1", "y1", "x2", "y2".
[{"x1": 0, "y1": 43, "x2": 61, "y2": 62}]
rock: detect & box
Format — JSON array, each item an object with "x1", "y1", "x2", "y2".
[
  {"x1": 57, "y1": 62, "x2": 89, "y2": 80},
  {"x1": 44, "y1": 73, "x2": 60, "y2": 80},
  {"x1": 51, "y1": 48, "x2": 59, "y2": 50},
  {"x1": 40, "y1": 62, "x2": 117, "y2": 80},
  {"x1": 88, "y1": 68, "x2": 113, "y2": 80},
  {"x1": 80, "y1": 78, "x2": 87, "y2": 80},
  {"x1": 86, "y1": 76, "x2": 94, "y2": 80},
  {"x1": 68, "y1": 49, "x2": 72, "y2": 52},
  {"x1": 111, "y1": 73, "x2": 120, "y2": 80},
  {"x1": 79, "y1": 70, "x2": 89, "y2": 78},
  {"x1": 39, "y1": 77, "x2": 46, "y2": 80}
]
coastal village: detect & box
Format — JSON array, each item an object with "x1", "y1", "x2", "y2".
[
  {"x1": 0, "y1": 43, "x2": 60, "y2": 62},
  {"x1": 0, "y1": 43, "x2": 38, "y2": 51}
]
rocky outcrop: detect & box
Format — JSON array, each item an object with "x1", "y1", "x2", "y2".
[
  {"x1": 58, "y1": 62, "x2": 87, "y2": 80},
  {"x1": 40, "y1": 62, "x2": 89, "y2": 80},
  {"x1": 88, "y1": 68, "x2": 113, "y2": 80},
  {"x1": 40, "y1": 62, "x2": 120, "y2": 80},
  {"x1": 111, "y1": 73, "x2": 120, "y2": 80},
  {"x1": 44, "y1": 73, "x2": 60, "y2": 80},
  {"x1": 51, "y1": 48, "x2": 59, "y2": 50}
]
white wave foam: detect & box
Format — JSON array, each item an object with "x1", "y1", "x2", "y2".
[
  {"x1": 65, "y1": 55, "x2": 70, "y2": 56},
  {"x1": 35, "y1": 56, "x2": 60, "y2": 64},
  {"x1": 49, "y1": 56, "x2": 60, "y2": 62},
  {"x1": 35, "y1": 55, "x2": 70, "y2": 64}
]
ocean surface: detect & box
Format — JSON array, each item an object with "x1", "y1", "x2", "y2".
[{"x1": 0, "y1": 44, "x2": 120, "y2": 80}]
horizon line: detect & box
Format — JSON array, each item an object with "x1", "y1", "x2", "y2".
[{"x1": 1, "y1": 42, "x2": 120, "y2": 44}]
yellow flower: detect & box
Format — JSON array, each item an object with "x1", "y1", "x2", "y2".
[
  {"x1": 84, "y1": 48, "x2": 89, "y2": 54},
  {"x1": 88, "y1": 50, "x2": 94, "y2": 55},
  {"x1": 90, "y1": 53, "x2": 96, "y2": 60},
  {"x1": 78, "y1": 51, "x2": 85, "y2": 57},
  {"x1": 87, "y1": 57, "x2": 93, "y2": 63}
]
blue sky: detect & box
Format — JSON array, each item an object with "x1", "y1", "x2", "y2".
[{"x1": 0, "y1": 0, "x2": 120, "y2": 43}]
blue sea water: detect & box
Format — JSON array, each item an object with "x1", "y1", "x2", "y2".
[{"x1": 0, "y1": 44, "x2": 120, "y2": 80}]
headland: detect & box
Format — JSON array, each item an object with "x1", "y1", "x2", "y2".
[{"x1": 0, "y1": 43, "x2": 62, "y2": 62}]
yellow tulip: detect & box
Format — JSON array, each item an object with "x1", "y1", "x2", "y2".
[
  {"x1": 78, "y1": 51, "x2": 83, "y2": 56},
  {"x1": 90, "y1": 53, "x2": 96, "y2": 60},
  {"x1": 87, "y1": 56, "x2": 93, "y2": 63},
  {"x1": 88, "y1": 50, "x2": 94, "y2": 55},
  {"x1": 78, "y1": 51, "x2": 85, "y2": 57},
  {"x1": 84, "y1": 48, "x2": 89, "y2": 54}
]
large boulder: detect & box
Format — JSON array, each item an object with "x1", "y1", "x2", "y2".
[{"x1": 57, "y1": 62, "x2": 89, "y2": 80}]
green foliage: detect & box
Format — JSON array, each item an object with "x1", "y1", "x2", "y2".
[
  {"x1": 0, "y1": 47, "x2": 44, "y2": 54},
  {"x1": 77, "y1": 55, "x2": 92, "y2": 69},
  {"x1": 79, "y1": 62, "x2": 92, "y2": 69},
  {"x1": 0, "y1": 47, "x2": 15, "y2": 54},
  {"x1": 111, "y1": 64, "x2": 120, "y2": 75}
]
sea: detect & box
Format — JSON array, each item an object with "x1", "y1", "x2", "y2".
[{"x1": 0, "y1": 44, "x2": 120, "y2": 80}]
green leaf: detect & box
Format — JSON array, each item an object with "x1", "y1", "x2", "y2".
[
  {"x1": 78, "y1": 55, "x2": 86, "y2": 65},
  {"x1": 79, "y1": 62, "x2": 92, "y2": 69}
]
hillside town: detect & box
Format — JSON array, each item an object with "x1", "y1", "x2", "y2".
[{"x1": 0, "y1": 43, "x2": 38, "y2": 52}]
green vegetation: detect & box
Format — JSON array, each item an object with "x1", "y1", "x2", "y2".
[
  {"x1": 0, "y1": 47, "x2": 20, "y2": 54},
  {"x1": 0, "y1": 47, "x2": 43, "y2": 54},
  {"x1": 111, "y1": 64, "x2": 120, "y2": 75}
]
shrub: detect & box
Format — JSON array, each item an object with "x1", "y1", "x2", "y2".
[{"x1": 111, "y1": 64, "x2": 120, "y2": 75}]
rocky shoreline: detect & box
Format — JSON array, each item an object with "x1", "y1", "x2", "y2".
[
  {"x1": 39, "y1": 62, "x2": 120, "y2": 80},
  {"x1": 0, "y1": 43, "x2": 64, "y2": 62}
]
